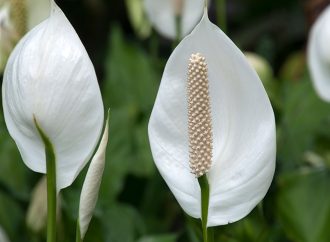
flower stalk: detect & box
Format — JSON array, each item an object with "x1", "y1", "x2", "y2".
[
  {"x1": 215, "y1": 0, "x2": 227, "y2": 32},
  {"x1": 174, "y1": 15, "x2": 182, "y2": 45},
  {"x1": 34, "y1": 117, "x2": 57, "y2": 242},
  {"x1": 198, "y1": 175, "x2": 210, "y2": 242},
  {"x1": 75, "y1": 221, "x2": 82, "y2": 242},
  {"x1": 173, "y1": 0, "x2": 183, "y2": 43}
]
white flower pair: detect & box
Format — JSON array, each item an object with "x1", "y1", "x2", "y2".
[{"x1": 2, "y1": 0, "x2": 277, "y2": 237}]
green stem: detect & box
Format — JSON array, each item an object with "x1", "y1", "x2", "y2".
[
  {"x1": 34, "y1": 117, "x2": 57, "y2": 242},
  {"x1": 150, "y1": 30, "x2": 159, "y2": 65},
  {"x1": 75, "y1": 221, "x2": 82, "y2": 242},
  {"x1": 172, "y1": 15, "x2": 182, "y2": 49},
  {"x1": 198, "y1": 175, "x2": 210, "y2": 242},
  {"x1": 216, "y1": 0, "x2": 227, "y2": 33}
]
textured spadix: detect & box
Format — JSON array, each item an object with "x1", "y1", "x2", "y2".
[
  {"x1": 144, "y1": 0, "x2": 204, "y2": 39},
  {"x1": 148, "y1": 10, "x2": 276, "y2": 226},
  {"x1": 307, "y1": 5, "x2": 330, "y2": 102},
  {"x1": 2, "y1": 1, "x2": 104, "y2": 190},
  {"x1": 187, "y1": 53, "x2": 213, "y2": 177}
]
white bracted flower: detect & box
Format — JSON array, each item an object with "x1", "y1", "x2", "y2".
[
  {"x1": 2, "y1": 0, "x2": 104, "y2": 191},
  {"x1": 307, "y1": 5, "x2": 330, "y2": 102},
  {"x1": 79, "y1": 112, "x2": 109, "y2": 240},
  {"x1": 0, "y1": 226, "x2": 10, "y2": 242},
  {"x1": 143, "y1": 0, "x2": 205, "y2": 39},
  {"x1": 148, "y1": 9, "x2": 276, "y2": 226}
]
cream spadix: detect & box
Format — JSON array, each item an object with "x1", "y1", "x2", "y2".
[
  {"x1": 148, "y1": 10, "x2": 276, "y2": 226},
  {"x1": 307, "y1": 5, "x2": 330, "y2": 102},
  {"x1": 144, "y1": 0, "x2": 205, "y2": 39},
  {"x1": 2, "y1": 1, "x2": 104, "y2": 190},
  {"x1": 188, "y1": 53, "x2": 213, "y2": 177}
]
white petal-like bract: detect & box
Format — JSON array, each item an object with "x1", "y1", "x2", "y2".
[
  {"x1": 307, "y1": 5, "x2": 330, "y2": 102},
  {"x1": 79, "y1": 113, "x2": 109, "y2": 239},
  {"x1": 144, "y1": 0, "x2": 204, "y2": 39},
  {"x1": 148, "y1": 10, "x2": 276, "y2": 226},
  {"x1": 0, "y1": 226, "x2": 10, "y2": 242},
  {"x1": 2, "y1": 1, "x2": 104, "y2": 190}
]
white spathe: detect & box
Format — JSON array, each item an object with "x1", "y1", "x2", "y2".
[
  {"x1": 144, "y1": 0, "x2": 204, "y2": 39},
  {"x1": 2, "y1": 1, "x2": 104, "y2": 191},
  {"x1": 0, "y1": 226, "x2": 10, "y2": 242},
  {"x1": 79, "y1": 113, "x2": 109, "y2": 239},
  {"x1": 148, "y1": 10, "x2": 276, "y2": 227},
  {"x1": 308, "y1": 5, "x2": 330, "y2": 102}
]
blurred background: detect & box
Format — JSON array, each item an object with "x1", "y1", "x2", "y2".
[{"x1": 1, "y1": 0, "x2": 330, "y2": 241}]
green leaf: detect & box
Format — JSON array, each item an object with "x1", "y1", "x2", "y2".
[
  {"x1": 0, "y1": 113, "x2": 33, "y2": 200},
  {"x1": 137, "y1": 234, "x2": 178, "y2": 242},
  {"x1": 98, "y1": 26, "x2": 159, "y2": 204},
  {"x1": 103, "y1": 25, "x2": 158, "y2": 111},
  {"x1": 276, "y1": 169, "x2": 330, "y2": 242},
  {"x1": 278, "y1": 77, "x2": 330, "y2": 167},
  {"x1": 214, "y1": 208, "x2": 273, "y2": 242},
  {"x1": 100, "y1": 204, "x2": 145, "y2": 242},
  {"x1": 0, "y1": 191, "x2": 24, "y2": 241}
]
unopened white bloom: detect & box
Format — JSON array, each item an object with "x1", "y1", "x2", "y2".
[
  {"x1": 0, "y1": 226, "x2": 10, "y2": 242},
  {"x1": 244, "y1": 52, "x2": 273, "y2": 83},
  {"x1": 148, "y1": 9, "x2": 276, "y2": 226},
  {"x1": 307, "y1": 5, "x2": 330, "y2": 102},
  {"x1": 2, "y1": 1, "x2": 104, "y2": 191},
  {"x1": 26, "y1": 176, "x2": 61, "y2": 233},
  {"x1": 144, "y1": 0, "x2": 205, "y2": 39},
  {"x1": 79, "y1": 114, "x2": 109, "y2": 239},
  {"x1": 26, "y1": 176, "x2": 48, "y2": 233}
]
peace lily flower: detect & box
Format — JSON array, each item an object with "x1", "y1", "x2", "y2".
[
  {"x1": 244, "y1": 52, "x2": 273, "y2": 84},
  {"x1": 26, "y1": 177, "x2": 48, "y2": 233},
  {"x1": 307, "y1": 5, "x2": 330, "y2": 102},
  {"x1": 143, "y1": 0, "x2": 205, "y2": 39},
  {"x1": 2, "y1": 0, "x2": 104, "y2": 191},
  {"x1": 148, "y1": 8, "x2": 276, "y2": 227},
  {"x1": 78, "y1": 112, "x2": 109, "y2": 240},
  {"x1": 0, "y1": 226, "x2": 10, "y2": 242},
  {"x1": 26, "y1": 176, "x2": 61, "y2": 233}
]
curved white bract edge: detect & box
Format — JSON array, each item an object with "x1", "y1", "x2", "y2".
[{"x1": 307, "y1": 5, "x2": 330, "y2": 102}]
